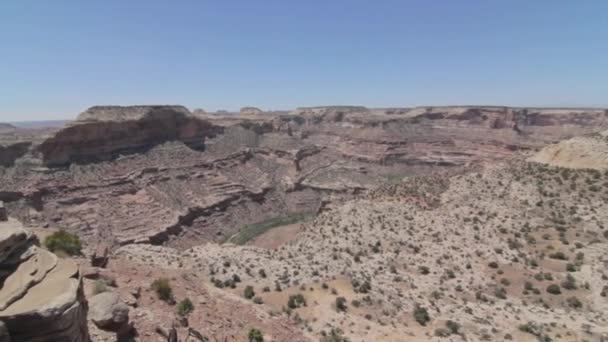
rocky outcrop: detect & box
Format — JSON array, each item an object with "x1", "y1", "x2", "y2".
[
  {"x1": 88, "y1": 292, "x2": 130, "y2": 335},
  {"x1": 0, "y1": 142, "x2": 31, "y2": 167},
  {"x1": 0, "y1": 219, "x2": 89, "y2": 342},
  {"x1": 36, "y1": 105, "x2": 223, "y2": 166},
  {"x1": 1, "y1": 105, "x2": 608, "y2": 250},
  {"x1": 240, "y1": 107, "x2": 263, "y2": 115},
  {"x1": 91, "y1": 244, "x2": 109, "y2": 268},
  {"x1": 529, "y1": 130, "x2": 608, "y2": 170}
]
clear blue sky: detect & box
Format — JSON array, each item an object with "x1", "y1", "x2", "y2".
[{"x1": 1, "y1": 0, "x2": 607, "y2": 121}]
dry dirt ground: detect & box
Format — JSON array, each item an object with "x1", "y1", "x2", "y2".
[
  {"x1": 116, "y1": 152, "x2": 608, "y2": 341},
  {"x1": 249, "y1": 223, "x2": 304, "y2": 249}
]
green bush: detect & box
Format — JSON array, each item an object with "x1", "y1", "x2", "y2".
[
  {"x1": 248, "y1": 328, "x2": 264, "y2": 342},
  {"x1": 418, "y1": 266, "x2": 430, "y2": 275},
  {"x1": 287, "y1": 294, "x2": 306, "y2": 309},
  {"x1": 151, "y1": 278, "x2": 173, "y2": 302},
  {"x1": 495, "y1": 286, "x2": 507, "y2": 299},
  {"x1": 335, "y1": 297, "x2": 348, "y2": 312},
  {"x1": 561, "y1": 274, "x2": 577, "y2": 290},
  {"x1": 44, "y1": 230, "x2": 82, "y2": 255},
  {"x1": 546, "y1": 284, "x2": 561, "y2": 295},
  {"x1": 320, "y1": 328, "x2": 350, "y2": 342},
  {"x1": 177, "y1": 298, "x2": 194, "y2": 316},
  {"x1": 566, "y1": 296, "x2": 582, "y2": 309},
  {"x1": 446, "y1": 320, "x2": 460, "y2": 334},
  {"x1": 548, "y1": 251, "x2": 567, "y2": 260},
  {"x1": 244, "y1": 285, "x2": 256, "y2": 299},
  {"x1": 413, "y1": 305, "x2": 430, "y2": 326}
]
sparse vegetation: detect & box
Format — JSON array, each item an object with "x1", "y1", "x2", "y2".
[
  {"x1": 151, "y1": 278, "x2": 173, "y2": 302},
  {"x1": 44, "y1": 230, "x2": 82, "y2": 255},
  {"x1": 244, "y1": 285, "x2": 256, "y2": 299},
  {"x1": 248, "y1": 328, "x2": 264, "y2": 342},
  {"x1": 335, "y1": 297, "x2": 347, "y2": 312},
  {"x1": 413, "y1": 304, "x2": 430, "y2": 326},
  {"x1": 177, "y1": 298, "x2": 194, "y2": 316}
]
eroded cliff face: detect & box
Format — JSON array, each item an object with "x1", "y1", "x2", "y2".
[
  {"x1": 0, "y1": 105, "x2": 607, "y2": 250},
  {"x1": 37, "y1": 106, "x2": 223, "y2": 166},
  {"x1": 0, "y1": 218, "x2": 89, "y2": 342},
  {"x1": 0, "y1": 142, "x2": 31, "y2": 167}
]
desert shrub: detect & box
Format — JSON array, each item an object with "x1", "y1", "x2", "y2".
[
  {"x1": 413, "y1": 305, "x2": 430, "y2": 326},
  {"x1": 151, "y1": 278, "x2": 173, "y2": 302},
  {"x1": 253, "y1": 296, "x2": 264, "y2": 304},
  {"x1": 244, "y1": 285, "x2": 256, "y2": 299},
  {"x1": 248, "y1": 328, "x2": 264, "y2": 342},
  {"x1": 44, "y1": 230, "x2": 82, "y2": 256},
  {"x1": 287, "y1": 294, "x2": 306, "y2": 309},
  {"x1": 548, "y1": 251, "x2": 567, "y2": 260},
  {"x1": 177, "y1": 298, "x2": 194, "y2": 316},
  {"x1": 320, "y1": 328, "x2": 350, "y2": 342},
  {"x1": 519, "y1": 322, "x2": 541, "y2": 336},
  {"x1": 566, "y1": 296, "x2": 582, "y2": 309},
  {"x1": 495, "y1": 286, "x2": 507, "y2": 299},
  {"x1": 446, "y1": 320, "x2": 461, "y2": 334},
  {"x1": 561, "y1": 274, "x2": 577, "y2": 290},
  {"x1": 335, "y1": 297, "x2": 348, "y2": 312},
  {"x1": 546, "y1": 284, "x2": 561, "y2": 295},
  {"x1": 435, "y1": 328, "x2": 451, "y2": 337}
]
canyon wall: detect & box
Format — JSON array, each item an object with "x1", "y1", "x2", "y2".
[
  {"x1": 36, "y1": 105, "x2": 223, "y2": 166},
  {"x1": 0, "y1": 105, "x2": 607, "y2": 250}
]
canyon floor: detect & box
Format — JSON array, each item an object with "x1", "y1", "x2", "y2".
[{"x1": 1, "y1": 106, "x2": 608, "y2": 341}]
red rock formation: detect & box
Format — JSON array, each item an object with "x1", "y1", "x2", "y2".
[
  {"x1": 37, "y1": 106, "x2": 223, "y2": 166},
  {"x1": 0, "y1": 105, "x2": 606, "y2": 250}
]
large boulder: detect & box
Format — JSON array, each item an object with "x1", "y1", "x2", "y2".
[
  {"x1": 88, "y1": 292, "x2": 130, "y2": 334},
  {"x1": 0, "y1": 219, "x2": 89, "y2": 342},
  {"x1": 90, "y1": 244, "x2": 109, "y2": 268}
]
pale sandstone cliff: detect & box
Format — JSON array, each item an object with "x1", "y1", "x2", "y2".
[
  {"x1": 529, "y1": 130, "x2": 608, "y2": 170},
  {"x1": 0, "y1": 219, "x2": 89, "y2": 342}
]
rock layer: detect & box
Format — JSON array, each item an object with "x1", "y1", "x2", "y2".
[
  {"x1": 529, "y1": 130, "x2": 608, "y2": 170},
  {"x1": 37, "y1": 106, "x2": 223, "y2": 166},
  {"x1": 0, "y1": 219, "x2": 89, "y2": 342},
  {"x1": 1, "y1": 105, "x2": 607, "y2": 250}
]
